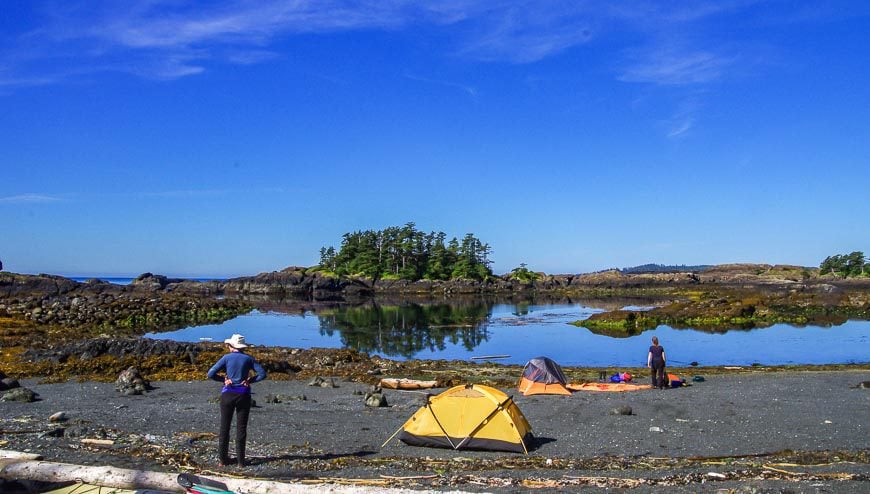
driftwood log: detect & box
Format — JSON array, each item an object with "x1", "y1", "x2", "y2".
[
  {"x1": 0, "y1": 450, "x2": 42, "y2": 461},
  {"x1": 0, "y1": 453, "x2": 444, "y2": 493}
]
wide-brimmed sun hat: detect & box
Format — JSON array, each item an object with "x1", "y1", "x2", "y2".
[{"x1": 224, "y1": 334, "x2": 250, "y2": 349}]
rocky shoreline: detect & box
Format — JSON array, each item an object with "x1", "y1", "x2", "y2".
[
  {"x1": 2, "y1": 266, "x2": 867, "y2": 339},
  {"x1": 193, "y1": 264, "x2": 870, "y2": 299},
  {"x1": 1, "y1": 266, "x2": 868, "y2": 385}
]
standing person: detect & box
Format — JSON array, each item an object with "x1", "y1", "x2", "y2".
[
  {"x1": 647, "y1": 336, "x2": 666, "y2": 390},
  {"x1": 207, "y1": 334, "x2": 267, "y2": 467}
]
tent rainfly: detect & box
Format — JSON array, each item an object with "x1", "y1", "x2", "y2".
[
  {"x1": 517, "y1": 356, "x2": 571, "y2": 396},
  {"x1": 387, "y1": 384, "x2": 533, "y2": 454}
]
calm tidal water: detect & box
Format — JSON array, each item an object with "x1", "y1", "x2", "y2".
[{"x1": 145, "y1": 301, "x2": 870, "y2": 367}]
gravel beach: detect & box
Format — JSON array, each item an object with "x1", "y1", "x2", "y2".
[{"x1": 1, "y1": 369, "x2": 869, "y2": 493}]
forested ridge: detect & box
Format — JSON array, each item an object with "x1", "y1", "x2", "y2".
[
  {"x1": 621, "y1": 263, "x2": 712, "y2": 273},
  {"x1": 318, "y1": 223, "x2": 493, "y2": 281},
  {"x1": 820, "y1": 251, "x2": 867, "y2": 278}
]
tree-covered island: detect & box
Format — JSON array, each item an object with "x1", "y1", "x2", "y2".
[{"x1": 317, "y1": 222, "x2": 493, "y2": 281}]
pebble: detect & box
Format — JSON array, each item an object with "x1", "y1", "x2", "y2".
[
  {"x1": 649, "y1": 426, "x2": 663, "y2": 433},
  {"x1": 49, "y1": 412, "x2": 69, "y2": 423}
]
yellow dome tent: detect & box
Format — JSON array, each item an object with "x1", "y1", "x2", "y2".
[{"x1": 383, "y1": 384, "x2": 533, "y2": 454}]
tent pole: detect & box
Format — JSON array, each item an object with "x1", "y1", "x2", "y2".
[
  {"x1": 428, "y1": 404, "x2": 458, "y2": 449},
  {"x1": 381, "y1": 423, "x2": 406, "y2": 448}
]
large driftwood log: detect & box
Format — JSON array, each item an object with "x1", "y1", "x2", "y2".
[
  {"x1": 0, "y1": 459, "x2": 181, "y2": 491},
  {"x1": 0, "y1": 455, "x2": 444, "y2": 493},
  {"x1": 0, "y1": 450, "x2": 42, "y2": 460}
]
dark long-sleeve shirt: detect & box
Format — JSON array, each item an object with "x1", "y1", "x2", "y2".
[{"x1": 207, "y1": 351, "x2": 266, "y2": 394}]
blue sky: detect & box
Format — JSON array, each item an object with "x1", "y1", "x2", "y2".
[{"x1": 2, "y1": 1, "x2": 868, "y2": 277}]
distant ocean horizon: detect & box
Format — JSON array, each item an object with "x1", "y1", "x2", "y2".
[{"x1": 70, "y1": 276, "x2": 228, "y2": 285}]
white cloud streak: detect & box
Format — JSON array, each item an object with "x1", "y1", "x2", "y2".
[
  {"x1": 3, "y1": 0, "x2": 749, "y2": 84},
  {"x1": 619, "y1": 49, "x2": 735, "y2": 86},
  {"x1": 3, "y1": 0, "x2": 853, "y2": 89},
  {"x1": 0, "y1": 194, "x2": 64, "y2": 204},
  {"x1": 661, "y1": 98, "x2": 702, "y2": 140},
  {"x1": 403, "y1": 73, "x2": 477, "y2": 97}
]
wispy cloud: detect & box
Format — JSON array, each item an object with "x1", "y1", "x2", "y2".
[
  {"x1": 661, "y1": 99, "x2": 701, "y2": 140},
  {"x1": 455, "y1": 5, "x2": 597, "y2": 63},
  {"x1": 2, "y1": 0, "x2": 854, "y2": 88},
  {"x1": 1, "y1": 1, "x2": 728, "y2": 85},
  {"x1": 619, "y1": 48, "x2": 734, "y2": 85},
  {"x1": 103, "y1": 187, "x2": 286, "y2": 199},
  {"x1": 0, "y1": 193, "x2": 64, "y2": 204},
  {"x1": 5, "y1": 0, "x2": 424, "y2": 83},
  {"x1": 138, "y1": 189, "x2": 229, "y2": 199},
  {"x1": 403, "y1": 73, "x2": 477, "y2": 97},
  {"x1": 666, "y1": 117, "x2": 694, "y2": 139}
]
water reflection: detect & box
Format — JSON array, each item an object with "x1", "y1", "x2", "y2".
[
  {"x1": 317, "y1": 303, "x2": 492, "y2": 358},
  {"x1": 145, "y1": 296, "x2": 870, "y2": 366}
]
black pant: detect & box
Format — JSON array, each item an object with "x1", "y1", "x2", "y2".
[
  {"x1": 219, "y1": 391, "x2": 251, "y2": 466},
  {"x1": 651, "y1": 360, "x2": 666, "y2": 389}
]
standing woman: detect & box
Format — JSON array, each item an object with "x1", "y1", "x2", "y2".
[
  {"x1": 207, "y1": 334, "x2": 267, "y2": 467},
  {"x1": 647, "y1": 336, "x2": 666, "y2": 390}
]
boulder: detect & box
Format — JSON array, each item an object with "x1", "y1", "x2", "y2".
[
  {"x1": 129, "y1": 273, "x2": 180, "y2": 291},
  {"x1": 38, "y1": 428, "x2": 65, "y2": 438},
  {"x1": 1, "y1": 387, "x2": 38, "y2": 402},
  {"x1": 115, "y1": 366, "x2": 151, "y2": 395},
  {"x1": 264, "y1": 394, "x2": 306, "y2": 404},
  {"x1": 365, "y1": 391, "x2": 387, "y2": 407},
  {"x1": 307, "y1": 376, "x2": 336, "y2": 388},
  {"x1": 1, "y1": 378, "x2": 20, "y2": 390}
]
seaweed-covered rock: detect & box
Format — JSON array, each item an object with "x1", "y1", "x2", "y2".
[
  {"x1": 364, "y1": 385, "x2": 387, "y2": 407},
  {"x1": 115, "y1": 366, "x2": 151, "y2": 395},
  {"x1": 1, "y1": 387, "x2": 38, "y2": 402},
  {"x1": 365, "y1": 393, "x2": 386, "y2": 407},
  {"x1": 308, "y1": 376, "x2": 336, "y2": 388},
  {"x1": 25, "y1": 337, "x2": 210, "y2": 363},
  {"x1": 264, "y1": 394, "x2": 306, "y2": 404}
]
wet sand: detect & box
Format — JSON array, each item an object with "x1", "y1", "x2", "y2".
[{"x1": 1, "y1": 370, "x2": 869, "y2": 492}]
